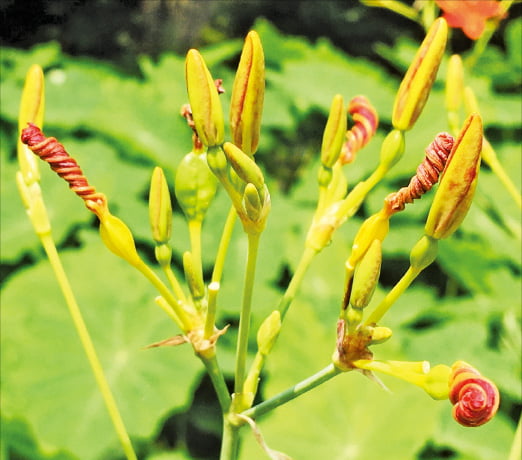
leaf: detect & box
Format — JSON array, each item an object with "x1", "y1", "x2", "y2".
[{"x1": 1, "y1": 231, "x2": 201, "y2": 459}]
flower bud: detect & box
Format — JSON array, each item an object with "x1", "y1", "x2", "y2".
[
  {"x1": 185, "y1": 49, "x2": 224, "y2": 147},
  {"x1": 18, "y1": 65, "x2": 45, "y2": 184},
  {"x1": 230, "y1": 30, "x2": 265, "y2": 156},
  {"x1": 425, "y1": 114, "x2": 482, "y2": 239},
  {"x1": 257, "y1": 310, "x2": 281, "y2": 356},
  {"x1": 175, "y1": 152, "x2": 218, "y2": 222},
  {"x1": 321, "y1": 94, "x2": 346, "y2": 168},
  {"x1": 350, "y1": 239, "x2": 382, "y2": 309},
  {"x1": 98, "y1": 208, "x2": 143, "y2": 268},
  {"x1": 369, "y1": 326, "x2": 392, "y2": 344},
  {"x1": 223, "y1": 142, "x2": 265, "y2": 192},
  {"x1": 445, "y1": 54, "x2": 464, "y2": 113},
  {"x1": 379, "y1": 129, "x2": 405, "y2": 171},
  {"x1": 392, "y1": 18, "x2": 448, "y2": 131},
  {"x1": 409, "y1": 235, "x2": 438, "y2": 272},
  {"x1": 149, "y1": 167, "x2": 172, "y2": 244}
]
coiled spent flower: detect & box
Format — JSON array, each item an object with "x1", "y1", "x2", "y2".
[
  {"x1": 449, "y1": 361, "x2": 500, "y2": 427},
  {"x1": 386, "y1": 132, "x2": 454, "y2": 212},
  {"x1": 340, "y1": 95, "x2": 379, "y2": 164},
  {"x1": 21, "y1": 123, "x2": 106, "y2": 207}
]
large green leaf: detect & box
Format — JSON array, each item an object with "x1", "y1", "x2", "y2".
[{"x1": 1, "y1": 231, "x2": 202, "y2": 459}]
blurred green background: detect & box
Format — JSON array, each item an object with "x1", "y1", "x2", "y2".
[{"x1": 1, "y1": 1, "x2": 521, "y2": 459}]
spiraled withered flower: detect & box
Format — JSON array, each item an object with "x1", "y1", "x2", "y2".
[
  {"x1": 449, "y1": 361, "x2": 500, "y2": 427},
  {"x1": 385, "y1": 132, "x2": 455, "y2": 213},
  {"x1": 340, "y1": 95, "x2": 378, "y2": 164}
]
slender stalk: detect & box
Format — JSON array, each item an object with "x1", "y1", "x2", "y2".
[
  {"x1": 278, "y1": 246, "x2": 317, "y2": 319},
  {"x1": 188, "y1": 219, "x2": 204, "y2": 285},
  {"x1": 40, "y1": 234, "x2": 137, "y2": 460},
  {"x1": 488, "y1": 156, "x2": 522, "y2": 210},
  {"x1": 241, "y1": 364, "x2": 341, "y2": 420},
  {"x1": 364, "y1": 266, "x2": 421, "y2": 325},
  {"x1": 205, "y1": 206, "x2": 237, "y2": 339},
  {"x1": 508, "y1": 413, "x2": 522, "y2": 460},
  {"x1": 163, "y1": 264, "x2": 187, "y2": 303},
  {"x1": 234, "y1": 233, "x2": 261, "y2": 393}
]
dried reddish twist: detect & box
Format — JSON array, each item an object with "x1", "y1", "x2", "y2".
[
  {"x1": 21, "y1": 123, "x2": 105, "y2": 205},
  {"x1": 340, "y1": 95, "x2": 379, "y2": 164},
  {"x1": 449, "y1": 361, "x2": 500, "y2": 427},
  {"x1": 386, "y1": 132, "x2": 455, "y2": 212}
]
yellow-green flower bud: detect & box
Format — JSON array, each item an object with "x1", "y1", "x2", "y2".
[
  {"x1": 175, "y1": 152, "x2": 218, "y2": 222},
  {"x1": 350, "y1": 239, "x2": 382, "y2": 309},
  {"x1": 98, "y1": 210, "x2": 143, "y2": 268},
  {"x1": 321, "y1": 94, "x2": 346, "y2": 168},
  {"x1": 425, "y1": 114, "x2": 482, "y2": 239},
  {"x1": 243, "y1": 183, "x2": 263, "y2": 222},
  {"x1": 347, "y1": 211, "x2": 390, "y2": 270},
  {"x1": 392, "y1": 18, "x2": 448, "y2": 131},
  {"x1": 409, "y1": 235, "x2": 438, "y2": 272},
  {"x1": 379, "y1": 129, "x2": 405, "y2": 171},
  {"x1": 445, "y1": 54, "x2": 464, "y2": 113},
  {"x1": 149, "y1": 166, "x2": 172, "y2": 244},
  {"x1": 257, "y1": 310, "x2": 281, "y2": 356},
  {"x1": 183, "y1": 251, "x2": 205, "y2": 300},
  {"x1": 223, "y1": 142, "x2": 265, "y2": 191},
  {"x1": 18, "y1": 65, "x2": 45, "y2": 184},
  {"x1": 230, "y1": 30, "x2": 265, "y2": 156},
  {"x1": 185, "y1": 49, "x2": 224, "y2": 147},
  {"x1": 369, "y1": 326, "x2": 393, "y2": 344}
]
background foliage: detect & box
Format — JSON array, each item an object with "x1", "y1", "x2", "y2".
[{"x1": 1, "y1": 1, "x2": 521, "y2": 459}]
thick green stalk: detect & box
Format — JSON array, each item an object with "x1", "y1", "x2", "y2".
[
  {"x1": 234, "y1": 233, "x2": 261, "y2": 393},
  {"x1": 200, "y1": 351, "x2": 231, "y2": 413},
  {"x1": 220, "y1": 418, "x2": 241, "y2": 460},
  {"x1": 241, "y1": 364, "x2": 341, "y2": 420},
  {"x1": 40, "y1": 234, "x2": 137, "y2": 460}
]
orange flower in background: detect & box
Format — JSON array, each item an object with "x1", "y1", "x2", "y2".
[{"x1": 435, "y1": 0, "x2": 505, "y2": 40}]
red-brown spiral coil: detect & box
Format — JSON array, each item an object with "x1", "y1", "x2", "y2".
[
  {"x1": 386, "y1": 132, "x2": 455, "y2": 212},
  {"x1": 21, "y1": 123, "x2": 105, "y2": 206},
  {"x1": 340, "y1": 95, "x2": 379, "y2": 164},
  {"x1": 449, "y1": 361, "x2": 500, "y2": 427}
]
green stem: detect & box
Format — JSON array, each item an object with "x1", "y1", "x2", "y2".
[
  {"x1": 364, "y1": 265, "x2": 421, "y2": 325},
  {"x1": 40, "y1": 234, "x2": 137, "y2": 460},
  {"x1": 163, "y1": 264, "x2": 187, "y2": 303},
  {"x1": 220, "y1": 417, "x2": 241, "y2": 460},
  {"x1": 200, "y1": 352, "x2": 231, "y2": 413},
  {"x1": 234, "y1": 233, "x2": 261, "y2": 394},
  {"x1": 488, "y1": 156, "x2": 522, "y2": 210},
  {"x1": 241, "y1": 364, "x2": 341, "y2": 420},
  {"x1": 508, "y1": 412, "x2": 522, "y2": 460}
]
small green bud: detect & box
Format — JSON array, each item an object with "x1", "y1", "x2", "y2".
[
  {"x1": 379, "y1": 129, "x2": 405, "y2": 170},
  {"x1": 350, "y1": 239, "x2": 382, "y2": 309},
  {"x1": 223, "y1": 142, "x2": 265, "y2": 192},
  {"x1": 230, "y1": 30, "x2": 265, "y2": 156},
  {"x1": 321, "y1": 94, "x2": 346, "y2": 168},
  {"x1": 425, "y1": 114, "x2": 482, "y2": 239},
  {"x1": 409, "y1": 235, "x2": 438, "y2": 272},
  {"x1": 369, "y1": 326, "x2": 393, "y2": 344},
  {"x1": 183, "y1": 251, "x2": 205, "y2": 300},
  {"x1": 185, "y1": 49, "x2": 224, "y2": 147},
  {"x1": 243, "y1": 183, "x2": 263, "y2": 222},
  {"x1": 175, "y1": 152, "x2": 218, "y2": 222},
  {"x1": 99, "y1": 210, "x2": 143, "y2": 268},
  {"x1": 149, "y1": 166, "x2": 172, "y2": 244},
  {"x1": 393, "y1": 18, "x2": 448, "y2": 131},
  {"x1": 257, "y1": 310, "x2": 281, "y2": 356}
]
